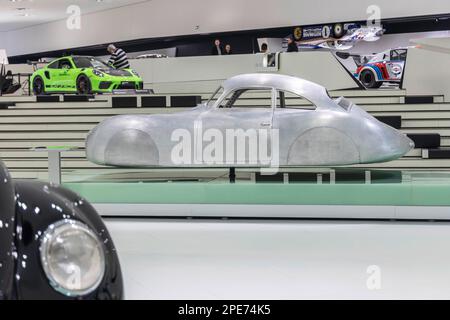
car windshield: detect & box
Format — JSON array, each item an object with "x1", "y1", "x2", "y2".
[
  {"x1": 73, "y1": 57, "x2": 110, "y2": 69},
  {"x1": 207, "y1": 86, "x2": 224, "y2": 107}
]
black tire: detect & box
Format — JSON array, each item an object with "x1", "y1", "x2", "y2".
[
  {"x1": 333, "y1": 23, "x2": 344, "y2": 38},
  {"x1": 76, "y1": 75, "x2": 92, "y2": 95},
  {"x1": 33, "y1": 76, "x2": 45, "y2": 95},
  {"x1": 360, "y1": 70, "x2": 382, "y2": 89}
]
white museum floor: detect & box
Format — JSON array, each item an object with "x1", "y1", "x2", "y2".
[{"x1": 105, "y1": 219, "x2": 450, "y2": 300}]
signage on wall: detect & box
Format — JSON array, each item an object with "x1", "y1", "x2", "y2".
[
  {"x1": 288, "y1": 22, "x2": 384, "y2": 51},
  {"x1": 293, "y1": 23, "x2": 360, "y2": 41}
]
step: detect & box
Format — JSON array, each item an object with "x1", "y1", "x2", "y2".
[
  {"x1": 11, "y1": 101, "x2": 111, "y2": 109},
  {"x1": 0, "y1": 132, "x2": 88, "y2": 139},
  {"x1": 0, "y1": 115, "x2": 107, "y2": 124},
  {"x1": 0, "y1": 96, "x2": 36, "y2": 102},
  {"x1": 425, "y1": 148, "x2": 450, "y2": 159},
  {"x1": 407, "y1": 134, "x2": 441, "y2": 148},
  {"x1": 362, "y1": 103, "x2": 450, "y2": 112},
  {"x1": 0, "y1": 140, "x2": 85, "y2": 148},
  {"x1": 374, "y1": 116, "x2": 402, "y2": 129},
  {"x1": 371, "y1": 111, "x2": 450, "y2": 120},
  {"x1": 405, "y1": 96, "x2": 435, "y2": 104},
  {"x1": 0, "y1": 107, "x2": 175, "y2": 116},
  {"x1": 402, "y1": 120, "x2": 450, "y2": 128},
  {"x1": 0, "y1": 124, "x2": 95, "y2": 131},
  {"x1": 2, "y1": 159, "x2": 101, "y2": 169},
  {"x1": 0, "y1": 150, "x2": 85, "y2": 158}
]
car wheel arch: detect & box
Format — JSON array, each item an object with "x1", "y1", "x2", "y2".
[
  {"x1": 76, "y1": 74, "x2": 92, "y2": 94},
  {"x1": 103, "y1": 128, "x2": 160, "y2": 166},
  {"x1": 286, "y1": 126, "x2": 361, "y2": 165},
  {"x1": 32, "y1": 76, "x2": 46, "y2": 95},
  {"x1": 359, "y1": 67, "x2": 379, "y2": 82}
]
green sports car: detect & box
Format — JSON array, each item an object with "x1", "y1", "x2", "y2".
[{"x1": 31, "y1": 56, "x2": 144, "y2": 95}]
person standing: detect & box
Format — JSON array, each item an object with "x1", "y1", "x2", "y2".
[
  {"x1": 286, "y1": 37, "x2": 299, "y2": 53},
  {"x1": 211, "y1": 39, "x2": 224, "y2": 55},
  {"x1": 107, "y1": 44, "x2": 130, "y2": 69}
]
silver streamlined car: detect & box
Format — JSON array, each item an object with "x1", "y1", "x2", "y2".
[{"x1": 86, "y1": 73, "x2": 414, "y2": 167}]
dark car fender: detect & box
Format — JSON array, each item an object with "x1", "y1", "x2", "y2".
[
  {"x1": 0, "y1": 164, "x2": 16, "y2": 300},
  {"x1": 11, "y1": 179, "x2": 123, "y2": 300}
]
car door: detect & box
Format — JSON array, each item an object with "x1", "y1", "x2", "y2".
[
  {"x1": 44, "y1": 60, "x2": 60, "y2": 92},
  {"x1": 56, "y1": 58, "x2": 77, "y2": 92},
  {"x1": 199, "y1": 88, "x2": 275, "y2": 166},
  {"x1": 272, "y1": 90, "x2": 316, "y2": 164}
]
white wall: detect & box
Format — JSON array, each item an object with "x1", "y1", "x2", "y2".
[
  {"x1": 403, "y1": 37, "x2": 450, "y2": 101},
  {"x1": 130, "y1": 51, "x2": 357, "y2": 93},
  {"x1": 4, "y1": 0, "x2": 450, "y2": 56}
]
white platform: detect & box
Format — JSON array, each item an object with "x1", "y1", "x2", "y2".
[{"x1": 105, "y1": 218, "x2": 450, "y2": 300}]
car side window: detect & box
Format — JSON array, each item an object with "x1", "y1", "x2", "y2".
[
  {"x1": 59, "y1": 59, "x2": 73, "y2": 70},
  {"x1": 47, "y1": 60, "x2": 60, "y2": 69},
  {"x1": 391, "y1": 49, "x2": 407, "y2": 62},
  {"x1": 207, "y1": 86, "x2": 224, "y2": 107},
  {"x1": 219, "y1": 89, "x2": 273, "y2": 109},
  {"x1": 277, "y1": 90, "x2": 316, "y2": 110}
]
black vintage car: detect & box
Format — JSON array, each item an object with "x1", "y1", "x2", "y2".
[{"x1": 0, "y1": 161, "x2": 123, "y2": 300}]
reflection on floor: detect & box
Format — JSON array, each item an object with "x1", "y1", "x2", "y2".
[{"x1": 105, "y1": 218, "x2": 450, "y2": 300}]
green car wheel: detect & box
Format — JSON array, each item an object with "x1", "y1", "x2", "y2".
[
  {"x1": 76, "y1": 75, "x2": 92, "y2": 94},
  {"x1": 33, "y1": 76, "x2": 45, "y2": 95}
]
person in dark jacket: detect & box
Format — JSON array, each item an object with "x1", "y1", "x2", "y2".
[
  {"x1": 211, "y1": 39, "x2": 224, "y2": 55},
  {"x1": 286, "y1": 37, "x2": 299, "y2": 53}
]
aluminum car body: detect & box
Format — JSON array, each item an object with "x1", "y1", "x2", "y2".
[{"x1": 86, "y1": 73, "x2": 414, "y2": 167}]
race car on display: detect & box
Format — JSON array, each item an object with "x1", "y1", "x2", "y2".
[
  {"x1": 354, "y1": 48, "x2": 408, "y2": 88},
  {"x1": 31, "y1": 56, "x2": 143, "y2": 95}
]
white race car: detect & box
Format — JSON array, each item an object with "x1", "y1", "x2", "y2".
[{"x1": 355, "y1": 48, "x2": 408, "y2": 88}]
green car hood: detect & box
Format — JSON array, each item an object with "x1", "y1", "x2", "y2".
[{"x1": 96, "y1": 68, "x2": 133, "y2": 77}]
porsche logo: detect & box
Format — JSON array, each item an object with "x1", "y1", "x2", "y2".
[{"x1": 293, "y1": 27, "x2": 303, "y2": 41}]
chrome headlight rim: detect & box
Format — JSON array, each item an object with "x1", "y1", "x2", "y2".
[{"x1": 39, "y1": 219, "x2": 106, "y2": 297}]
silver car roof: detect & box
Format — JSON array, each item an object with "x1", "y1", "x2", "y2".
[{"x1": 220, "y1": 73, "x2": 335, "y2": 109}]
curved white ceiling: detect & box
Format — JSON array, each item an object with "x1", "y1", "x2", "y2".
[{"x1": 0, "y1": 0, "x2": 149, "y2": 32}]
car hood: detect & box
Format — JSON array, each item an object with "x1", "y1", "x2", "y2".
[{"x1": 98, "y1": 69, "x2": 133, "y2": 77}]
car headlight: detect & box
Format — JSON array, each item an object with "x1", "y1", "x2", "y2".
[
  {"x1": 131, "y1": 70, "x2": 140, "y2": 77},
  {"x1": 40, "y1": 220, "x2": 106, "y2": 297},
  {"x1": 92, "y1": 69, "x2": 104, "y2": 77}
]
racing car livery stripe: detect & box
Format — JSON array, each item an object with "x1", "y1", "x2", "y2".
[
  {"x1": 375, "y1": 62, "x2": 390, "y2": 80},
  {"x1": 367, "y1": 65, "x2": 384, "y2": 81}
]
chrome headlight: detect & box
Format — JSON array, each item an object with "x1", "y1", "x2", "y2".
[
  {"x1": 131, "y1": 70, "x2": 140, "y2": 77},
  {"x1": 40, "y1": 220, "x2": 105, "y2": 297},
  {"x1": 92, "y1": 69, "x2": 104, "y2": 77}
]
